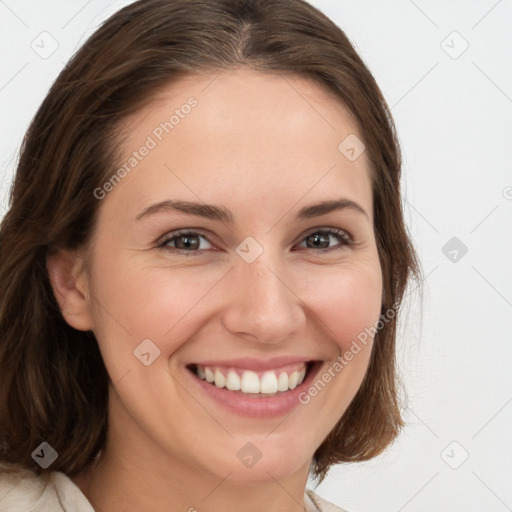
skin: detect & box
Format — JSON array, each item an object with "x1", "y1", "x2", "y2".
[{"x1": 47, "y1": 68, "x2": 383, "y2": 512}]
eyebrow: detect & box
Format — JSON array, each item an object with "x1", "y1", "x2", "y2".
[{"x1": 135, "y1": 198, "x2": 369, "y2": 222}]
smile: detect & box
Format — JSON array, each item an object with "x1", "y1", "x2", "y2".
[
  {"x1": 192, "y1": 361, "x2": 308, "y2": 396},
  {"x1": 185, "y1": 359, "x2": 322, "y2": 418}
]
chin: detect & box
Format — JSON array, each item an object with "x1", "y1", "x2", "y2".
[{"x1": 199, "y1": 435, "x2": 312, "y2": 483}]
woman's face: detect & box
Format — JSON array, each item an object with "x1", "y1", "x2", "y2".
[{"x1": 80, "y1": 68, "x2": 382, "y2": 482}]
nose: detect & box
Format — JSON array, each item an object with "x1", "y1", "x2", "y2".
[{"x1": 220, "y1": 253, "x2": 306, "y2": 345}]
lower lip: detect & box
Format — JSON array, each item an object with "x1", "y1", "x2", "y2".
[{"x1": 185, "y1": 362, "x2": 322, "y2": 419}]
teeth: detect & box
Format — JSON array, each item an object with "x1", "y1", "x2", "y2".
[
  {"x1": 226, "y1": 370, "x2": 241, "y2": 391},
  {"x1": 260, "y1": 371, "x2": 278, "y2": 394},
  {"x1": 289, "y1": 371, "x2": 298, "y2": 390},
  {"x1": 241, "y1": 370, "x2": 260, "y2": 393},
  {"x1": 214, "y1": 369, "x2": 226, "y2": 388},
  {"x1": 277, "y1": 372, "x2": 289, "y2": 392},
  {"x1": 204, "y1": 368, "x2": 214, "y2": 383},
  {"x1": 194, "y1": 364, "x2": 309, "y2": 394}
]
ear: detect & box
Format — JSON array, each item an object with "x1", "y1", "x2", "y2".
[{"x1": 46, "y1": 249, "x2": 94, "y2": 331}]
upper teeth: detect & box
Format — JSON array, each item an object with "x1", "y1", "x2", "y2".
[{"x1": 196, "y1": 364, "x2": 307, "y2": 394}]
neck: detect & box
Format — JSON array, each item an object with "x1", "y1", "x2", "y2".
[{"x1": 72, "y1": 448, "x2": 311, "y2": 512}]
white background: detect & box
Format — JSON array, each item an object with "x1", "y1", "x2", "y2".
[{"x1": 1, "y1": 1, "x2": 511, "y2": 511}]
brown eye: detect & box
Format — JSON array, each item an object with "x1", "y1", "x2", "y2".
[
  {"x1": 174, "y1": 234, "x2": 201, "y2": 250},
  {"x1": 297, "y1": 229, "x2": 353, "y2": 251},
  {"x1": 305, "y1": 232, "x2": 331, "y2": 249},
  {"x1": 160, "y1": 231, "x2": 213, "y2": 252}
]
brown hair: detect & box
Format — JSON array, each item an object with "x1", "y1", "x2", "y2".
[{"x1": 0, "y1": 0, "x2": 420, "y2": 483}]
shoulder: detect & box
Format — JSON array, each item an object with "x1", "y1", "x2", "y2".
[
  {"x1": 0, "y1": 462, "x2": 94, "y2": 512},
  {"x1": 0, "y1": 464, "x2": 348, "y2": 512},
  {"x1": 306, "y1": 488, "x2": 352, "y2": 512}
]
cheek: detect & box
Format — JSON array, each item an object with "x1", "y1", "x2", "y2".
[
  {"x1": 303, "y1": 263, "x2": 383, "y2": 352},
  {"x1": 86, "y1": 263, "x2": 228, "y2": 397},
  {"x1": 88, "y1": 251, "x2": 227, "y2": 353}
]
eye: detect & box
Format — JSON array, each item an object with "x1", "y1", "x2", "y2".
[
  {"x1": 158, "y1": 230, "x2": 213, "y2": 252},
  {"x1": 157, "y1": 227, "x2": 353, "y2": 255},
  {"x1": 295, "y1": 228, "x2": 353, "y2": 251}
]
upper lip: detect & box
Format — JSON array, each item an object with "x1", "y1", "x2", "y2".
[{"x1": 189, "y1": 356, "x2": 318, "y2": 372}]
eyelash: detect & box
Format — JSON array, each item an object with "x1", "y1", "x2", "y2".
[{"x1": 156, "y1": 227, "x2": 354, "y2": 255}]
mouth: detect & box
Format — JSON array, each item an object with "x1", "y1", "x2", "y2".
[
  {"x1": 186, "y1": 360, "x2": 317, "y2": 397},
  {"x1": 183, "y1": 357, "x2": 324, "y2": 418}
]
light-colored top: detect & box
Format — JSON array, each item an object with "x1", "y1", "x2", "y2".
[{"x1": 0, "y1": 462, "x2": 348, "y2": 511}]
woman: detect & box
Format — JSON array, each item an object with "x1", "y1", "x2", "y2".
[{"x1": 0, "y1": 1, "x2": 420, "y2": 510}]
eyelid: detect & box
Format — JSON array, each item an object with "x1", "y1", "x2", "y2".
[
  {"x1": 157, "y1": 226, "x2": 354, "y2": 254},
  {"x1": 157, "y1": 228, "x2": 212, "y2": 243},
  {"x1": 299, "y1": 226, "x2": 353, "y2": 241},
  {"x1": 156, "y1": 228, "x2": 218, "y2": 251},
  {"x1": 293, "y1": 226, "x2": 354, "y2": 250}
]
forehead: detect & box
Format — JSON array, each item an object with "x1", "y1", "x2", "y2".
[{"x1": 106, "y1": 68, "x2": 373, "y2": 221}]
